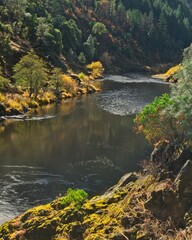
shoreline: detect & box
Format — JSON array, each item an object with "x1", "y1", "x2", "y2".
[{"x1": 1, "y1": 144, "x2": 192, "y2": 239}]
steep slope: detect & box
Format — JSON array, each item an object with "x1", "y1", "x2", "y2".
[
  {"x1": 1, "y1": 0, "x2": 192, "y2": 75},
  {"x1": 1, "y1": 151, "x2": 192, "y2": 240}
]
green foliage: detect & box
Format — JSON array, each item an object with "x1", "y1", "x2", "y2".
[
  {"x1": 13, "y1": 51, "x2": 48, "y2": 98},
  {"x1": 136, "y1": 43, "x2": 192, "y2": 147},
  {"x1": 84, "y1": 34, "x2": 97, "y2": 60},
  {"x1": 50, "y1": 67, "x2": 63, "y2": 96},
  {"x1": 135, "y1": 94, "x2": 173, "y2": 144},
  {"x1": 0, "y1": 76, "x2": 10, "y2": 92},
  {"x1": 92, "y1": 22, "x2": 107, "y2": 35},
  {"x1": 78, "y1": 52, "x2": 86, "y2": 65},
  {"x1": 61, "y1": 188, "x2": 88, "y2": 209},
  {"x1": 1, "y1": 0, "x2": 192, "y2": 71}
]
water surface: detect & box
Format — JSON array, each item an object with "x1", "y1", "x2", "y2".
[{"x1": 0, "y1": 74, "x2": 170, "y2": 224}]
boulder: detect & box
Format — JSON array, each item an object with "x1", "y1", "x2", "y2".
[
  {"x1": 0, "y1": 103, "x2": 6, "y2": 116},
  {"x1": 174, "y1": 160, "x2": 192, "y2": 211},
  {"x1": 145, "y1": 188, "x2": 183, "y2": 226}
]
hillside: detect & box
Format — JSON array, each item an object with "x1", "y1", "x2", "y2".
[{"x1": 1, "y1": 0, "x2": 192, "y2": 76}]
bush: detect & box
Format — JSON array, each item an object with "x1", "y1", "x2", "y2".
[
  {"x1": 78, "y1": 72, "x2": 89, "y2": 83},
  {"x1": 61, "y1": 74, "x2": 77, "y2": 93},
  {"x1": 0, "y1": 76, "x2": 10, "y2": 92},
  {"x1": 134, "y1": 94, "x2": 174, "y2": 145},
  {"x1": 6, "y1": 99, "x2": 23, "y2": 112},
  {"x1": 0, "y1": 93, "x2": 5, "y2": 102},
  {"x1": 61, "y1": 188, "x2": 88, "y2": 209},
  {"x1": 87, "y1": 61, "x2": 104, "y2": 79}
]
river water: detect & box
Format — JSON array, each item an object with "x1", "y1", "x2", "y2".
[{"x1": 0, "y1": 74, "x2": 170, "y2": 224}]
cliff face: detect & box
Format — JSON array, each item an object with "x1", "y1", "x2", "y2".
[{"x1": 1, "y1": 144, "x2": 192, "y2": 240}]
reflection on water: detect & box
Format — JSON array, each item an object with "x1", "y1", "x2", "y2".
[{"x1": 0, "y1": 74, "x2": 170, "y2": 224}]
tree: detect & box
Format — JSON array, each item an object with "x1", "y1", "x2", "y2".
[
  {"x1": 50, "y1": 67, "x2": 63, "y2": 97},
  {"x1": 135, "y1": 44, "x2": 192, "y2": 148},
  {"x1": 92, "y1": 22, "x2": 107, "y2": 36},
  {"x1": 78, "y1": 52, "x2": 86, "y2": 65},
  {"x1": 84, "y1": 34, "x2": 97, "y2": 60},
  {"x1": 13, "y1": 51, "x2": 48, "y2": 98},
  {"x1": 5, "y1": 0, "x2": 27, "y2": 21},
  {"x1": 135, "y1": 94, "x2": 174, "y2": 145}
]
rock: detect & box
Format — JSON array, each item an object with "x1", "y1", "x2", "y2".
[
  {"x1": 174, "y1": 160, "x2": 192, "y2": 212},
  {"x1": 150, "y1": 143, "x2": 175, "y2": 163},
  {"x1": 5, "y1": 115, "x2": 26, "y2": 120},
  {"x1": 107, "y1": 173, "x2": 138, "y2": 193},
  {"x1": 70, "y1": 73, "x2": 81, "y2": 84},
  {"x1": 69, "y1": 223, "x2": 85, "y2": 240},
  {"x1": 111, "y1": 233, "x2": 127, "y2": 240},
  {"x1": 151, "y1": 143, "x2": 192, "y2": 176},
  {"x1": 121, "y1": 216, "x2": 130, "y2": 228},
  {"x1": 169, "y1": 148, "x2": 192, "y2": 174},
  {"x1": 6, "y1": 108, "x2": 23, "y2": 116},
  {"x1": 0, "y1": 103, "x2": 6, "y2": 116},
  {"x1": 145, "y1": 188, "x2": 183, "y2": 226},
  {"x1": 175, "y1": 160, "x2": 192, "y2": 189}
]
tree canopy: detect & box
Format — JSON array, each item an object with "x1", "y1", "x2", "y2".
[{"x1": 1, "y1": 0, "x2": 192, "y2": 73}]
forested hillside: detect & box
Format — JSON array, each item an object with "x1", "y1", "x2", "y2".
[{"x1": 1, "y1": 0, "x2": 192, "y2": 75}]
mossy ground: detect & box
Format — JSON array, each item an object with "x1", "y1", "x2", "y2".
[{"x1": 1, "y1": 172, "x2": 191, "y2": 240}]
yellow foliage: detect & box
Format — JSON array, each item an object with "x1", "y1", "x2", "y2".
[
  {"x1": 87, "y1": 61, "x2": 104, "y2": 79},
  {"x1": 61, "y1": 74, "x2": 77, "y2": 93},
  {"x1": 153, "y1": 64, "x2": 182, "y2": 80},
  {"x1": 6, "y1": 99, "x2": 23, "y2": 112},
  {"x1": 78, "y1": 72, "x2": 89, "y2": 83},
  {"x1": 29, "y1": 100, "x2": 39, "y2": 108},
  {"x1": 165, "y1": 64, "x2": 182, "y2": 77},
  {"x1": 0, "y1": 93, "x2": 5, "y2": 102},
  {"x1": 37, "y1": 90, "x2": 56, "y2": 104}
]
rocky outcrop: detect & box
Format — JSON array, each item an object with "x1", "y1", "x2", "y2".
[
  {"x1": 0, "y1": 103, "x2": 6, "y2": 116},
  {"x1": 1, "y1": 168, "x2": 192, "y2": 240},
  {"x1": 1, "y1": 146, "x2": 192, "y2": 239}
]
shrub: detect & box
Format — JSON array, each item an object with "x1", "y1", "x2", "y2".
[
  {"x1": 87, "y1": 61, "x2": 104, "y2": 79},
  {"x1": 6, "y1": 99, "x2": 23, "y2": 112},
  {"x1": 78, "y1": 72, "x2": 89, "y2": 83},
  {"x1": 134, "y1": 94, "x2": 174, "y2": 145},
  {"x1": 61, "y1": 74, "x2": 77, "y2": 93},
  {"x1": 0, "y1": 93, "x2": 5, "y2": 102},
  {"x1": 0, "y1": 76, "x2": 10, "y2": 92},
  {"x1": 61, "y1": 188, "x2": 88, "y2": 209},
  {"x1": 37, "y1": 90, "x2": 56, "y2": 104}
]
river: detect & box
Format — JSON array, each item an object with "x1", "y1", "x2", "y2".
[{"x1": 0, "y1": 74, "x2": 170, "y2": 224}]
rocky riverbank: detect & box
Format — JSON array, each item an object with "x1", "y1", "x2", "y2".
[
  {"x1": 1, "y1": 143, "x2": 192, "y2": 240},
  {"x1": 152, "y1": 64, "x2": 182, "y2": 83},
  {"x1": 0, "y1": 74, "x2": 100, "y2": 120}
]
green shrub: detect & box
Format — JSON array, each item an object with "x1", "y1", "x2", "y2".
[
  {"x1": 61, "y1": 188, "x2": 88, "y2": 209},
  {"x1": 0, "y1": 76, "x2": 10, "y2": 92},
  {"x1": 134, "y1": 94, "x2": 174, "y2": 144}
]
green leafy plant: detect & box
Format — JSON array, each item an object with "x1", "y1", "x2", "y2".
[
  {"x1": 0, "y1": 76, "x2": 10, "y2": 92},
  {"x1": 134, "y1": 94, "x2": 174, "y2": 145},
  {"x1": 61, "y1": 188, "x2": 88, "y2": 209}
]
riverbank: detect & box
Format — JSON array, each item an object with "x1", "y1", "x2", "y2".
[
  {"x1": 0, "y1": 73, "x2": 100, "y2": 120},
  {"x1": 1, "y1": 142, "x2": 192, "y2": 239},
  {"x1": 152, "y1": 64, "x2": 182, "y2": 83}
]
